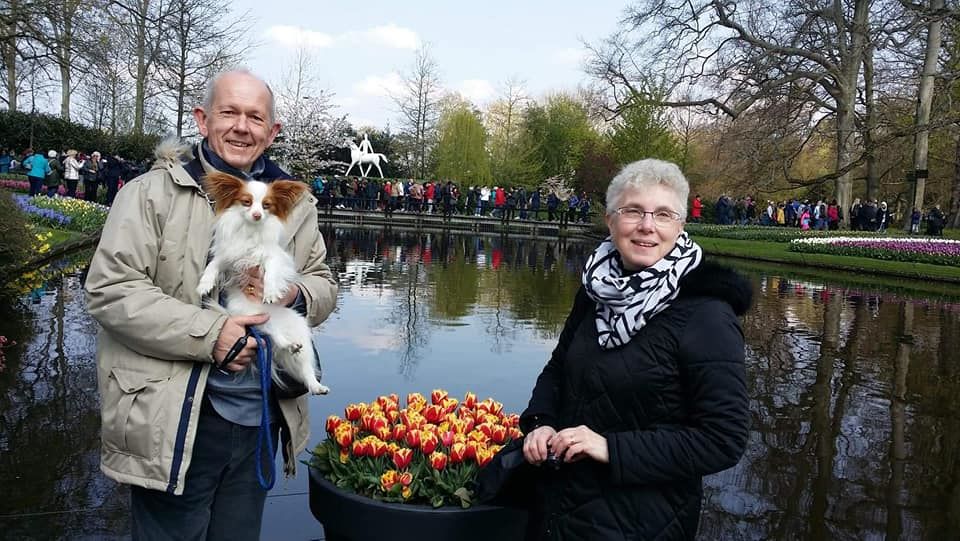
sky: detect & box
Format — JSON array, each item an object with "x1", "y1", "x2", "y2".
[{"x1": 231, "y1": 0, "x2": 627, "y2": 129}]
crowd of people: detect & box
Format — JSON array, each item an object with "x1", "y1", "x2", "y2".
[
  {"x1": 311, "y1": 175, "x2": 596, "y2": 223},
  {"x1": 1, "y1": 146, "x2": 148, "y2": 205},
  {"x1": 699, "y1": 194, "x2": 948, "y2": 235}
]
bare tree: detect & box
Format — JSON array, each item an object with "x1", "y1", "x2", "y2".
[
  {"x1": 588, "y1": 0, "x2": 884, "y2": 225},
  {"x1": 36, "y1": 0, "x2": 87, "y2": 120},
  {"x1": 392, "y1": 44, "x2": 441, "y2": 178},
  {"x1": 272, "y1": 46, "x2": 350, "y2": 178},
  {"x1": 156, "y1": 0, "x2": 250, "y2": 136},
  {"x1": 109, "y1": 0, "x2": 170, "y2": 134},
  {"x1": 906, "y1": 0, "x2": 946, "y2": 229}
]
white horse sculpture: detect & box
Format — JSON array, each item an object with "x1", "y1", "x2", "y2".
[{"x1": 344, "y1": 139, "x2": 388, "y2": 178}]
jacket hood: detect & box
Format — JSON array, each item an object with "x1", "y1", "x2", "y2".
[{"x1": 678, "y1": 259, "x2": 754, "y2": 316}]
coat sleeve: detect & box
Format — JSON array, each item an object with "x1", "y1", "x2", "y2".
[
  {"x1": 84, "y1": 175, "x2": 227, "y2": 362},
  {"x1": 605, "y1": 300, "x2": 750, "y2": 485},
  {"x1": 294, "y1": 202, "x2": 338, "y2": 327},
  {"x1": 520, "y1": 287, "x2": 592, "y2": 433}
]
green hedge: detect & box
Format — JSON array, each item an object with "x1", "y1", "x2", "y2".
[{"x1": 0, "y1": 110, "x2": 160, "y2": 161}]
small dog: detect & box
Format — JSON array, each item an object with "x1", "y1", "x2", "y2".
[{"x1": 196, "y1": 171, "x2": 329, "y2": 395}]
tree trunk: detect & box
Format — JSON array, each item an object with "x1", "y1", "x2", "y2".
[
  {"x1": 863, "y1": 44, "x2": 879, "y2": 202},
  {"x1": 909, "y1": 0, "x2": 945, "y2": 230},
  {"x1": 59, "y1": 63, "x2": 70, "y2": 120},
  {"x1": 834, "y1": 0, "x2": 870, "y2": 228},
  {"x1": 133, "y1": 0, "x2": 149, "y2": 135},
  {"x1": 2, "y1": 0, "x2": 18, "y2": 111},
  {"x1": 949, "y1": 133, "x2": 960, "y2": 228}
]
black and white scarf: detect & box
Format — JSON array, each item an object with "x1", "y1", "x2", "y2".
[{"x1": 582, "y1": 231, "x2": 703, "y2": 349}]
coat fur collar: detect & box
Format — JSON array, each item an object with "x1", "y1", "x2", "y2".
[{"x1": 677, "y1": 259, "x2": 754, "y2": 316}]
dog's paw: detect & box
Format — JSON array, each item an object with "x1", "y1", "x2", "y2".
[
  {"x1": 196, "y1": 279, "x2": 214, "y2": 297},
  {"x1": 307, "y1": 380, "x2": 330, "y2": 395},
  {"x1": 262, "y1": 287, "x2": 284, "y2": 304}
]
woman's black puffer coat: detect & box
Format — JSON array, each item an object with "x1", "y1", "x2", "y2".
[{"x1": 520, "y1": 260, "x2": 752, "y2": 540}]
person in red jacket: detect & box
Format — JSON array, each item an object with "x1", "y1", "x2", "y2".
[{"x1": 691, "y1": 194, "x2": 703, "y2": 223}]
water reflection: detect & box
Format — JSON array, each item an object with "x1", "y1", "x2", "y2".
[{"x1": 2, "y1": 227, "x2": 960, "y2": 540}]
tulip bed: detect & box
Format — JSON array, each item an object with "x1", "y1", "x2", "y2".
[
  {"x1": 789, "y1": 237, "x2": 960, "y2": 267},
  {"x1": 310, "y1": 390, "x2": 523, "y2": 508},
  {"x1": 17, "y1": 195, "x2": 107, "y2": 233},
  {"x1": 685, "y1": 224, "x2": 887, "y2": 243}
]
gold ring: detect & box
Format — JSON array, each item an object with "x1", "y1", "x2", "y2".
[{"x1": 244, "y1": 286, "x2": 256, "y2": 293}]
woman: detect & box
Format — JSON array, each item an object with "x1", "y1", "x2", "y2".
[
  {"x1": 521, "y1": 159, "x2": 750, "y2": 540},
  {"x1": 23, "y1": 148, "x2": 49, "y2": 196},
  {"x1": 82, "y1": 151, "x2": 102, "y2": 202},
  {"x1": 45, "y1": 150, "x2": 63, "y2": 196},
  {"x1": 63, "y1": 149, "x2": 84, "y2": 198}
]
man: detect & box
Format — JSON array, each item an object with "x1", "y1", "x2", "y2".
[{"x1": 84, "y1": 69, "x2": 338, "y2": 541}]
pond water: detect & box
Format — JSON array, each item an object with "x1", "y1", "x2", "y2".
[{"x1": 1, "y1": 227, "x2": 959, "y2": 540}]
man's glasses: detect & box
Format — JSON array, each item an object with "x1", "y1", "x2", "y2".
[{"x1": 614, "y1": 207, "x2": 682, "y2": 227}]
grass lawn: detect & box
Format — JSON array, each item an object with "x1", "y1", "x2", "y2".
[
  {"x1": 692, "y1": 235, "x2": 960, "y2": 286},
  {"x1": 35, "y1": 226, "x2": 87, "y2": 247}
]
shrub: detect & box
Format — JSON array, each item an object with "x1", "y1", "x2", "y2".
[{"x1": 0, "y1": 192, "x2": 33, "y2": 279}]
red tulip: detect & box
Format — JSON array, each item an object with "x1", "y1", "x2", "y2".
[
  {"x1": 371, "y1": 438, "x2": 389, "y2": 457},
  {"x1": 381, "y1": 470, "x2": 399, "y2": 491},
  {"x1": 491, "y1": 425, "x2": 508, "y2": 445},
  {"x1": 391, "y1": 423, "x2": 407, "y2": 442},
  {"x1": 431, "y1": 389, "x2": 449, "y2": 405},
  {"x1": 449, "y1": 442, "x2": 467, "y2": 464},
  {"x1": 326, "y1": 415, "x2": 344, "y2": 435},
  {"x1": 508, "y1": 427, "x2": 524, "y2": 441},
  {"x1": 462, "y1": 392, "x2": 477, "y2": 411},
  {"x1": 423, "y1": 404, "x2": 444, "y2": 424},
  {"x1": 392, "y1": 448, "x2": 413, "y2": 470},
  {"x1": 351, "y1": 440, "x2": 365, "y2": 457},
  {"x1": 465, "y1": 440, "x2": 481, "y2": 460},
  {"x1": 407, "y1": 392, "x2": 426, "y2": 408},
  {"x1": 420, "y1": 432, "x2": 439, "y2": 455},
  {"x1": 429, "y1": 451, "x2": 448, "y2": 471},
  {"x1": 440, "y1": 430, "x2": 455, "y2": 447},
  {"x1": 503, "y1": 413, "x2": 520, "y2": 428},
  {"x1": 345, "y1": 403, "x2": 364, "y2": 421},
  {"x1": 399, "y1": 471, "x2": 413, "y2": 487},
  {"x1": 375, "y1": 425, "x2": 391, "y2": 441},
  {"x1": 441, "y1": 397, "x2": 459, "y2": 415},
  {"x1": 405, "y1": 429, "x2": 421, "y2": 448}
]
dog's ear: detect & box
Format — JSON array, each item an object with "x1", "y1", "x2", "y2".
[
  {"x1": 265, "y1": 180, "x2": 307, "y2": 221},
  {"x1": 203, "y1": 172, "x2": 247, "y2": 214}
]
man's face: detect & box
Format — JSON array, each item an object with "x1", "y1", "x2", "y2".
[{"x1": 193, "y1": 73, "x2": 280, "y2": 171}]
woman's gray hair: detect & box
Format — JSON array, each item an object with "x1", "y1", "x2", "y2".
[
  {"x1": 202, "y1": 68, "x2": 277, "y2": 123},
  {"x1": 605, "y1": 159, "x2": 690, "y2": 220}
]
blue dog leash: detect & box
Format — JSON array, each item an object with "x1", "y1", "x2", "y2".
[{"x1": 248, "y1": 326, "x2": 277, "y2": 491}]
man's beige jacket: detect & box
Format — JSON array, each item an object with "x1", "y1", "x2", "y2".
[{"x1": 84, "y1": 141, "x2": 338, "y2": 495}]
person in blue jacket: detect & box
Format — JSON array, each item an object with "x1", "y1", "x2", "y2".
[{"x1": 23, "y1": 148, "x2": 51, "y2": 196}]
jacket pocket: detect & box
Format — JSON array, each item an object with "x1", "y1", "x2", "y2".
[{"x1": 102, "y1": 367, "x2": 170, "y2": 459}]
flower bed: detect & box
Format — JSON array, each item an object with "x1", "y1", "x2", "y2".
[
  {"x1": 686, "y1": 224, "x2": 886, "y2": 243},
  {"x1": 16, "y1": 194, "x2": 107, "y2": 233},
  {"x1": 789, "y1": 237, "x2": 960, "y2": 266},
  {"x1": 0, "y1": 173, "x2": 28, "y2": 182},
  {"x1": 2, "y1": 179, "x2": 88, "y2": 197},
  {"x1": 309, "y1": 390, "x2": 522, "y2": 508},
  {"x1": 14, "y1": 195, "x2": 72, "y2": 228}
]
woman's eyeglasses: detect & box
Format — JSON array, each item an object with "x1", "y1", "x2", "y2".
[{"x1": 614, "y1": 207, "x2": 682, "y2": 227}]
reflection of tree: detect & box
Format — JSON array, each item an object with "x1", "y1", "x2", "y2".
[
  {"x1": 0, "y1": 274, "x2": 128, "y2": 538},
  {"x1": 886, "y1": 302, "x2": 912, "y2": 539},
  {"x1": 429, "y1": 236, "x2": 480, "y2": 320}
]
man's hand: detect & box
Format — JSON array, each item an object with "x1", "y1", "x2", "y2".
[
  {"x1": 241, "y1": 266, "x2": 300, "y2": 306},
  {"x1": 523, "y1": 425, "x2": 557, "y2": 465},
  {"x1": 213, "y1": 313, "x2": 269, "y2": 371}
]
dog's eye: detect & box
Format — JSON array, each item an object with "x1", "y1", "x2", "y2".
[
  {"x1": 241, "y1": 199, "x2": 252, "y2": 207},
  {"x1": 263, "y1": 203, "x2": 271, "y2": 209}
]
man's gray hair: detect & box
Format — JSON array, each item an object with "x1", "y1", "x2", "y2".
[
  {"x1": 605, "y1": 158, "x2": 690, "y2": 220},
  {"x1": 201, "y1": 68, "x2": 277, "y2": 123}
]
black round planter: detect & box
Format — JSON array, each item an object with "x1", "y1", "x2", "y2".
[{"x1": 308, "y1": 467, "x2": 528, "y2": 541}]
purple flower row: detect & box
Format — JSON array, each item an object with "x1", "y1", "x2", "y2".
[
  {"x1": 831, "y1": 239, "x2": 960, "y2": 257},
  {"x1": 14, "y1": 194, "x2": 72, "y2": 226}
]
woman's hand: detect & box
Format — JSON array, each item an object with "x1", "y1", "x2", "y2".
[
  {"x1": 550, "y1": 425, "x2": 609, "y2": 464},
  {"x1": 523, "y1": 425, "x2": 557, "y2": 465}
]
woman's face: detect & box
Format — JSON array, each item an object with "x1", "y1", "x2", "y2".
[{"x1": 605, "y1": 184, "x2": 684, "y2": 271}]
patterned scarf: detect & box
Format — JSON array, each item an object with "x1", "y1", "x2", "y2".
[{"x1": 582, "y1": 231, "x2": 703, "y2": 349}]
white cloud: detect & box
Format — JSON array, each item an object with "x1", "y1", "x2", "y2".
[
  {"x1": 457, "y1": 79, "x2": 495, "y2": 104},
  {"x1": 264, "y1": 25, "x2": 334, "y2": 49},
  {"x1": 351, "y1": 23, "x2": 420, "y2": 50},
  {"x1": 354, "y1": 72, "x2": 404, "y2": 97},
  {"x1": 266, "y1": 23, "x2": 419, "y2": 51},
  {"x1": 551, "y1": 47, "x2": 589, "y2": 66}
]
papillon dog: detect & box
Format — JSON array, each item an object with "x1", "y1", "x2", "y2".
[{"x1": 196, "y1": 171, "x2": 329, "y2": 395}]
